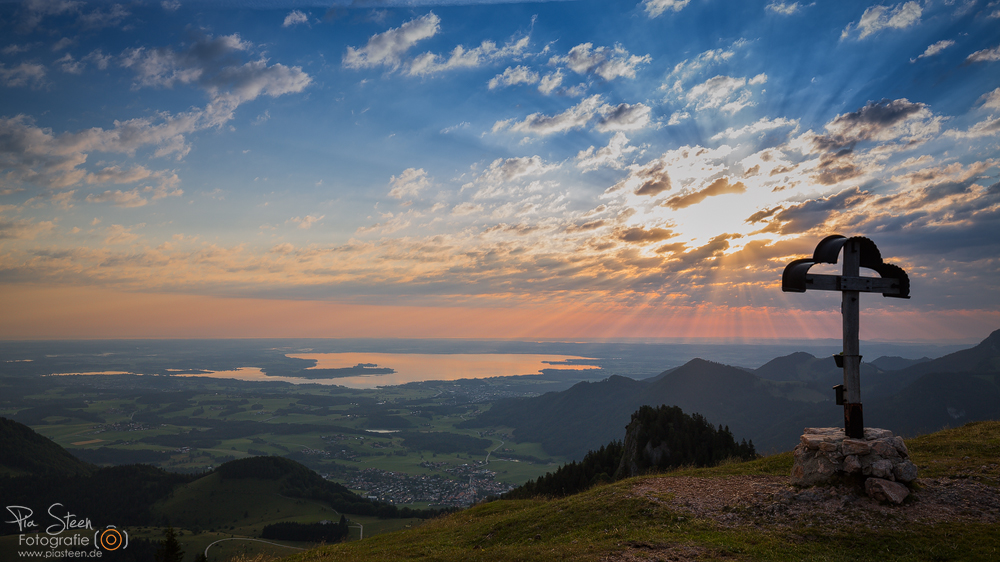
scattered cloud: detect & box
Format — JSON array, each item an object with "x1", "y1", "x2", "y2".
[
  {"x1": 86, "y1": 189, "x2": 148, "y2": 208},
  {"x1": 0, "y1": 215, "x2": 55, "y2": 240},
  {"x1": 766, "y1": 2, "x2": 802, "y2": 15},
  {"x1": 538, "y1": 70, "x2": 563, "y2": 95},
  {"x1": 56, "y1": 53, "x2": 83, "y2": 74},
  {"x1": 290, "y1": 214, "x2": 324, "y2": 229},
  {"x1": 966, "y1": 44, "x2": 1000, "y2": 63},
  {"x1": 452, "y1": 201, "x2": 484, "y2": 216},
  {"x1": 684, "y1": 74, "x2": 763, "y2": 113},
  {"x1": 388, "y1": 168, "x2": 430, "y2": 199},
  {"x1": 809, "y1": 98, "x2": 941, "y2": 152},
  {"x1": 408, "y1": 34, "x2": 530, "y2": 76},
  {"x1": 912, "y1": 39, "x2": 954, "y2": 62},
  {"x1": 712, "y1": 117, "x2": 799, "y2": 140},
  {"x1": 488, "y1": 65, "x2": 539, "y2": 89},
  {"x1": 595, "y1": 102, "x2": 652, "y2": 132},
  {"x1": 0, "y1": 62, "x2": 46, "y2": 88},
  {"x1": 494, "y1": 94, "x2": 604, "y2": 136},
  {"x1": 576, "y1": 132, "x2": 637, "y2": 172},
  {"x1": 642, "y1": 0, "x2": 691, "y2": 18},
  {"x1": 283, "y1": 10, "x2": 309, "y2": 27},
  {"x1": 550, "y1": 43, "x2": 650, "y2": 81},
  {"x1": 84, "y1": 49, "x2": 111, "y2": 70},
  {"x1": 980, "y1": 88, "x2": 1000, "y2": 110},
  {"x1": 944, "y1": 116, "x2": 1000, "y2": 139},
  {"x1": 104, "y1": 223, "x2": 142, "y2": 244},
  {"x1": 841, "y1": 2, "x2": 922, "y2": 41},
  {"x1": 467, "y1": 156, "x2": 559, "y2": 193},
  {"x1": 662, "y1": 176, "x2": 747, "y2": 210},
  {"x1": 343, "y1": 13, "x2": 441, "y2": 71}
]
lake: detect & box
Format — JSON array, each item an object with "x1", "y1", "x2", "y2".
[{"x1": 171, "y1": 353, "x2": 600, "y2": 389}]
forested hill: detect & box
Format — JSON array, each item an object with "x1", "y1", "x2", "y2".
[{"x1": 0, "y1": 416, "x2": 94, "y2": 477}]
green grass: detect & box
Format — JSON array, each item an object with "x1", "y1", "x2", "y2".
[
  {"x1": 906, "y1": 420, "x2": 1000, "y2": 481},
  {"x1": 278, "y1": 421, "x2": 1000, "y2": 562}
]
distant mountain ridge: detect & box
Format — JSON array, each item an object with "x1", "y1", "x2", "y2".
[{"x1": 462, "y1": 330, "x2": 1000, "y2": 460}]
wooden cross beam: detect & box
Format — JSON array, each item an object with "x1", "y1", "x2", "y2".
[{"x1": 782, "y1": 235, "x2": 909, "y2": 439}]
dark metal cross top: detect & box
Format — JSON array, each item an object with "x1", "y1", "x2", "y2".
[{"x1": 782, "y1": 235, "x2": 910, "y2": 439}]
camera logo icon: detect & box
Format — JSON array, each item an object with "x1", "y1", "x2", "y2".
[{"x1": 95, "y1": 525, "x2": 128, "y2": 551}]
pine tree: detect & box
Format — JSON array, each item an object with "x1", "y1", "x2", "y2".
[{"x1": 154, "y1": 526, "x2": 184, "y2": 562}]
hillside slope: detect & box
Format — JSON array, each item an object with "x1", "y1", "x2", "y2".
[
  {"x1": 283, "y1": 421, "x2": 1000, "y2": 562},
  {"x1": 0, "y1": 416, "x2": 94, "y2": 477}
]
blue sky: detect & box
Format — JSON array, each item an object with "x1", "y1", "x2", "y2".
[{"x1": 1, "y1": 0, "x2": 999, "y2": 340}]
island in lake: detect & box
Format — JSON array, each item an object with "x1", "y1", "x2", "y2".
[{"x1": 275, "y1": 363, "x2": 396, "y2": 379}]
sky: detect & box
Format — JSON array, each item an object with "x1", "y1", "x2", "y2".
[{"x1": 1, "y1": 0, "x2": 998, "y2": 341}]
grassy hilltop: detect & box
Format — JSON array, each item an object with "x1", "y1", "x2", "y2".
[{"x1": 282, "y1": 421, "x2": 1000, "y2": 562}]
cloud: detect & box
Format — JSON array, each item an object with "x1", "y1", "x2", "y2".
[
  {"x1": 18, "y1": 0, "x2": 80, "y2": 32},
  {"x1": 810, "y1": 98, "x2": 940, "y2": 151},
  {"x1": 944, "y1": 116, "x2": 1000, "y2": 139},
  {"x1": 980, "y1": 88, "x2": 1000, "y2": 110},
  {"x1": 452, "y1": 202, "x2": 484, "y2": 216},
  {"x1": 762, "y1": 187, "x2": 872, "y2": 235},
  {"x1": 841, "y1": 2, "x2": 922, "y2": 40},
  {"x1": 495, "y1": 94, "x2": 604, "y2": 136},
  {"x1": 283, "y1": 10, "x2": 309, "y2": 27},
  {"x1": 76, "y1": 3, "x2": 130, "y2": 29},
  {"x1": 0, "y1": 62, "x2": 46, "y2": 88},
  {"x1": 966, "y1": 44, "x2": 1000, "y2": 63},
  {"x1": 662, "y1": 176, "x2": 747, "y2": 210},
  {"x1": 912, "y1": 39, "x2": 954, "y2": 62},
  {"x1": 576, "y1": 132, "x2": 637, "y2": 172},
  {"x1": 664, "y1": 39, "x2": 747, "y2": 87},
  {"x1": 488, "y1": 65, "x2": 539, "y2": 89},
  {"x1": 343, "y1": 13, "x2": 441, "y2": 70},
  {"x1": 642, "y1": 0, "x2": 691, "y2": 18},
  {"x1": 119, "y1": 35, "x2": 312, "y2": 120},
  {"x1": 86, "y1": 189, "x2": 148, "y2": 208},
  {"x1": 625, "y1": 160, "x2": 672, "y2": 197},
  {"x1": 84, "y1": 165, "x2": 154, "y2": 185},
  {"x1": 83, "y1": 49, "x2": 111, "y2": 70},
  {"x1": 0, "y1": 214, "x2": 55, "y2": 240},
  {"x1": 120, "y1": 33, "x2": 310, "y2": 126},
  {"x1": 290, "y1": 214, "x2": 324, "y2": 229},
  {"x1": 104, "y1": 223, "x2": 142, "y2": 244},
  {"x1": 56, "y1": 53, "x2": 83, "y2": 74},
  {"x1": 712, "y1": 117, "x2": 799, "y2": 140},
  {"x1": 617, "y1": 226, "x2": 675, "y2": 243},
  {"x1": 356, "y1": 211, "x2": 413, "y2": 235},
  {"x1": 538, "y1": 70, "x2": 563, "y2": 95},
  {"x1": 468, "y1": 156, "x2": 559, "y2": 193},
  {"x1": 685, "y1": 75, "x2": 755, "y2": 113},
  {"x1": 550, "y1": 43, "x2": 650, "y2": 81},
  {"x1": 0, "y1": 112, "x2": 197, "y2": 193},
  {"x1": 667, "y1": 111, "x2": 689, "y2": 125},
  {"x1": 595, "y1": 102, "x2": 652, "y2": 132},
  {"x1": 408, "y1": 33, "x2": 530, "y2": 76},
  {"x1": 388, "y1": 168, "x2": 430, "y2": 199},
  {"x1": 766, "y1": 2, "x2": 801, "y2": 15}
]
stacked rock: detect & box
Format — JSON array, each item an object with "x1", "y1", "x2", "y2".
[{"x1": 791, "y1": 427, "x2": 918, "y2": 503}]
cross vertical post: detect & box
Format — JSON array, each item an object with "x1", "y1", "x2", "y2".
[
  {"x1": 841, "y1": 239, "x2": 863, "y2": 438},
  {"x1": 781, "y1": 235, "x2": 909, "y2": 440}
]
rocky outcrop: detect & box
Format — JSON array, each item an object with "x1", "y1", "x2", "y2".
[
  {"x1": 615, "y1": 420, "x2": 662, "y2": 479},
  {"x1": 791, "y1": 427, "x2": 918, "y2": 503}
]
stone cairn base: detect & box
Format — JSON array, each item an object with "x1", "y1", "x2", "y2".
[{"x1": 791, "y1": 427, "x2": 918, "y2": 504}]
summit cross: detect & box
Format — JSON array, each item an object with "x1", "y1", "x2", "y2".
[{"x1": 781, "y1": 235, "x2": 910, "y2": 439}]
